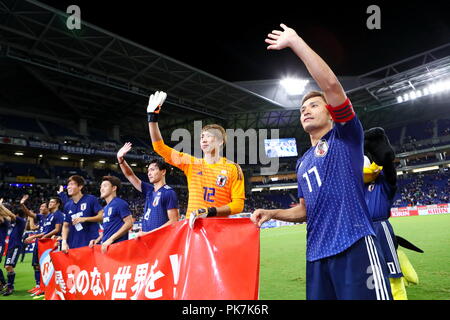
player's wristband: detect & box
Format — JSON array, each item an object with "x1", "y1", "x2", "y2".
[
  {"x1": 147, "y1": 113, "x2": 159, "y2": 122},
  {"x1": 207, "y1": 207, "x2": 217, "y2": 217}
]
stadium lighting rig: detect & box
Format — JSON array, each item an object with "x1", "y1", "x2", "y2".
[
  {"x1": 280, "y1": 78, "x2": 309, "y2": 96},
  {"x1": 396, "y1": 78, "x2": 450, "y2": 104}
]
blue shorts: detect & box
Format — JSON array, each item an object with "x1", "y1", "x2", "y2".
[
  {"x1": 372, "y1": 220, "x2": 403, "y2": 278},
  {"x1": 306, "y1": 235, "x2": 393, "y2": 300},
  {"x1": 4, "y1": 246, "x2": 21, "y2": 268}
]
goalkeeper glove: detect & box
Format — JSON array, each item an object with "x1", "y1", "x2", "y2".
[
  {"x1": 147, "y1": 91, "x2": 167, "y2": 122},
  {"x1": 188, "y1": 207, "x2": 217, "y2": 229}
]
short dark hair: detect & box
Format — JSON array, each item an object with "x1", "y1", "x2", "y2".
[
  {"x1": 68, "y1": 175, "x2": 86, "y2": 188},
  {"x1": 301, "y1": 90, "x2": 327, "y2": 106},
  {"x1": 148, "y1": 159, "x2": 168, "y2": 172},
  {"x1": 102, "y1": 175, "x2": 122, "y2": 193},
  {"x1": 49, "y1": 197, "x2": 62, "y2": 207}
]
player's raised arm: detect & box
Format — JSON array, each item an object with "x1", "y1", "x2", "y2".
[
  {"x1": 266, "y1": 24, "x2": 347, "y2": 108},
  {"x1": 146, "y1": 91, "x2": 195, "y2": 171},
  {"x1": 19, "y1": 194, "x2": 37, "y2": 219},
  {"x1": 117, "y1": 142, "x2": 142, "y2": 192}
]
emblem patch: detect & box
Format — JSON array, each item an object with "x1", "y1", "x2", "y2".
[
  {"x1": 315, "y1": 139, "x2": 329, "y2": 157},
  {"x1": 216, "y1": 175, "x2": 228, "y2": 187}
]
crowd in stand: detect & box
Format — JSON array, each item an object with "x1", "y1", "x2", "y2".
[{"x1": 393, "y1": 172, "x2": 450, "y2": 207}]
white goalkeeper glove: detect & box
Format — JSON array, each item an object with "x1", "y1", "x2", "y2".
[
  {"x1": 147, "y1": 91, "x2": 167, "y2": 122},
  {"x1": 188, "y1": 207, "x2": 217, "y2": 229}
]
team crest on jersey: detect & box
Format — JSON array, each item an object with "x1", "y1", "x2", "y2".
[
  {"x1": 314, "y1": 139, "x2": 329, "y2": 157},
  {"x1": 80, "y1": 203, "x2": 87, "y2": 211},
  {"x1": 368, "y1": 183, "x2": 375, "y2": 192},
  {"x1": 216, "y1": 175, "x2": 227, "y2": 187},
  {"x1": 153, "y1": 195, "x2": 160, "y2": 207},
  {"x1": 108, "y1": 207, "x2": 113, "y2": 216}
]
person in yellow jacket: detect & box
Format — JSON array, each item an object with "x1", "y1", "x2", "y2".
[{"x1": 146, "y1": 91, "x2": 245, "y2": 227}]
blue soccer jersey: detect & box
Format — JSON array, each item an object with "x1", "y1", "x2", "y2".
[
  {"x1": 141, "y1": 182, "x2": 178, "y2": 232},
  {"x1": 63, "y1": 194, "x2": 102, "y2": 249},
  {"x1": 37, "y1": 211, "x2": 65, "y2": 236},
  {"x1": 364, "y1": 172, "x2": 397, "y2": 221},
  {"x1": 8, "y1": 217, "x2": 26, "y2": 248},
  {"x1": 296, "y1": 102, "x2": 375, "y2": 262},
  {"x1": 102, "y1": 197, "x2": 131, "y2": 244}
]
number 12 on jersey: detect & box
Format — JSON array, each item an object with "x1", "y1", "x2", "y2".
[{"x1": 302, "y1": 166, "x2": 322, "y2": 192}]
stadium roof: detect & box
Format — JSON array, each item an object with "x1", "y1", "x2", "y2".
[{"x1": 0, "y1": 0, "x2": 285, "y2": 135}]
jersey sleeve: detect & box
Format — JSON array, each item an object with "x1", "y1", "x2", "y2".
[
  {"x1": 328, "y1": 98, "x2": 364, "y2": 146},
  {"x1": 141, "y1": 181, "x2": 154, "y2": 195},
  {"x1": 152, "y1": 140, "x2": 197, "y2": 173},
  {"x1": 91, "y1": 196, "x2": 103, "y2": 215},
  {"x1": 165, "y1": 190, "x2": 179, "y2": 210},
  {"x1": 119, "y1": 200, "x2": 132, "y2": 219},
  {"x1": 228, "y1": 163, "x2": 246, "y2": 214},
  {"x1": 57, "y1": 191, "x2": 69, "y2": 206},
  {"x1": 54, "y1": 212, "x2": 64, "y2": 225}
]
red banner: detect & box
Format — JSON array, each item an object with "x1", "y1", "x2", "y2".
[
  {"x1": 391, "y1": 203, "x2": 450, "y2": 217},
  {"x1": 40, "y1": 218, "x2": 260, "y2": 300}
]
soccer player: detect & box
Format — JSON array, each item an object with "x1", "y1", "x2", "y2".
[
  {"x1": 0, "y1": 204, "x2": 10, "y2": 292},
  {"x1": 251, "y1": 24, "x2": 392, "y2": 300},
  {"x1": 61, "y1": 175, "x2": 103, "y2": 253},
  {"x1": 117, "y1": 144, "x2": 179, "y2": 234},
  {"x1": 363, "y1": 127, "x2": 406, "y2": 299},
  {"x1": 146, "y1": 91, "x2": 245, "y2": 226},
  {"x1": 0, "y1": 201, "x2": 26, "y2": 296},
  {"x1": 20, "y1": 194, "x2": 64, "y2": 296},
  {"x1": 89, "y1": 176, "x2": 133, "y2": 253}
]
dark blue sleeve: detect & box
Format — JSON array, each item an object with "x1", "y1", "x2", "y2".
[
  {"x1": 335, "y1": 115, "x2": 364, "y2": 146},
  {"x1": 54, "y1": 211, "x2": 64, "y2": 225},
  {"x1": 91, "y1": 196, "x2": 103, "y2": 214},
  {"x1": 379, "y1": 172, "x2": 397, "y2": 200},
  {"x1": 141, "y1": 181, "x2": 154, "y2": 196},
  {"x1": 297, "y1": 185, "x2": 304, "y2": 199},
  {"x1": 118, "y1": 200, "x2": 132, "y2": 219},
  {"x1": 165, "y1": 190, "x2": 179, "y2": 210},
  {"x1": 58, "y1": 192, "x2": 69, "y2": 206}
]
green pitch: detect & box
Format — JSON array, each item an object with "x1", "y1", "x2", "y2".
[
  {"x1": 1, "y1": 214, "x2": 449, "y2": 300},
  {"x1": 258, "y1": 214, "x2": 450, "y2": 300}
]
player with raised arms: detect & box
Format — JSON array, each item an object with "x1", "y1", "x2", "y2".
[
  {"x1": 117, "y1": 146, "x2": 179, "y2": 235},
  {"x1": 251, "y1": 23, "x2": 392, "y2": 300},
  {"x1": 146, "y1": 91, "x2": 245, "y2": 227}
]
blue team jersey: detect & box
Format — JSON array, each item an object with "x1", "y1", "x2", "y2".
[
  {"x1": 63, "y1": 194, "x2": 102, "y2": 249},
  {"x1": 364, "y1": 172, "x2": 397, "y2": 221},
  {"x1": 141, "y1": 182, "x2": 178, "y2": 232},
  {"x1": 37, "y1": 211, "x2": 65, "y2": 236},
  {"x1": 296, "y1": 114, "x2": 375, "y2": 262},
  {"x1": 8, "y1": 216, "x2": 26, "y2": 248},
  {"x1": 102, "y1": 197, "x2": 131, "y2": 244},
  {"x1": 0, "y1": 220, "x2": 10, "y2": 245}
]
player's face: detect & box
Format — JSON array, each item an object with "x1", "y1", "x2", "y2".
[
  {"x1": 100, "y1": 180, "x2": 115, "y2": 199},
  {"x1": 48, "y1": 199, "x2": 59, "y2": 210},
  {"x1": 200, "y1": 130, "x2": 222, "y2": 154},
  {"x1": 39, "y1": 203, "x2": 48, "y2": 214},
  {"x1": 147, "y1": 163, "x2": 165, "y2": 184},
  {"x1": 300, "y1": 97, "x2": 332, "y2": 133},
  {"x1": 67, "y1": 180, "x2": 82, "y2": 196}
]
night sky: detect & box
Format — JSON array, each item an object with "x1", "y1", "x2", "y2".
[{"x1": 38, "y1": 0, "x2": 450, "y2": 82}]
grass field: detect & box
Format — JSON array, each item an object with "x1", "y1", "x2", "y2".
[
  {"x1": 1, "y1": 214, "x2": 449, "y2": 300},
  {"x1": 259, "y1": 214, "x2": 450, "y2": 300}
]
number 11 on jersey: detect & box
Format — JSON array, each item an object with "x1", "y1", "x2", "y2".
[{"x1": 302, "y1": 166, "x2": 322, "y2": 192}]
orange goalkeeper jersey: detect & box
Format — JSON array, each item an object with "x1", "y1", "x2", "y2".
[{"x1": 152, "y1": 140, "x2": 245, "y2": 218}]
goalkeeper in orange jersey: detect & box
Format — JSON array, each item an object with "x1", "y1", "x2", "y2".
[{"x1": 146, "y1": 91, "x2": 245, "y2": 227}]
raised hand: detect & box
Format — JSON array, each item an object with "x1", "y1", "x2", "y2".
[
  {"x1": 265, "y1": 23, "x2": 299, "y2": 50},
  {"x1": 147, "y1": 91, "x2": 167, "y2": 114},
  {"x1": 117, "y1": 142, "x2": 132, "y2": 160},
  {"x1": 20, "y1": 194, "x2": 29, "y2": 204}
]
